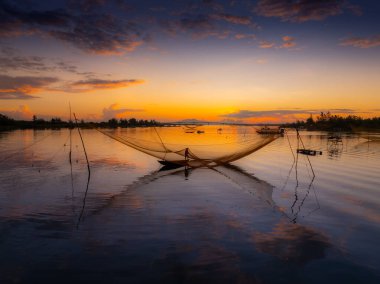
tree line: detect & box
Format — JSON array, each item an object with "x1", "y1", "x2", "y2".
[
  {"x1": 0, "y1": 114, "x2": 160, "y2": 130},
  {"x1": 282, "y1": 112, "x2": 380, "y2": 131}
]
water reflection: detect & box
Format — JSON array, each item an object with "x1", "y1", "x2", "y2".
[
  {"x1": 327, "y1": 142, "x2": 343, "y2": 158},
  {"x1": 1, "y1": 129, "x2": 380, "y2": 282},
  {"x1": 278, "y1": 149, "x2": 319, "y2": 224},
  {"x1": 77, "y1": 164, "x2": 276, "y2": 225},
  {"x1": 290, "y1": 175, "x2": 318, "y2": 224},
  {"x1": 76, "y1": 162, "x2": 91, "y2": 227},
  {"x1": 253, "y1": 220, "x2": 330, "y2": 265},
  {"x1": 327, "y1": 135, "x2": 344, "y2": 159}
]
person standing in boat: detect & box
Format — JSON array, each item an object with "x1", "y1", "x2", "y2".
[{"x1": 185, "y1": 147, "x2": 189, "y2": 162}]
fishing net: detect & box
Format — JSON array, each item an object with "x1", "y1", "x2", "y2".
[{"x1": 98, "y1": 125, "x2": 278, "y2": 167}]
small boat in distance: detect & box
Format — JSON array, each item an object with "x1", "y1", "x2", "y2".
[{"x1": 256, "y1": 126, "x2": 284, "y2": 135}]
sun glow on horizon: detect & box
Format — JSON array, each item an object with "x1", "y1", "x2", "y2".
[{"x1": 0, "y1": 0, "x2": 379, "y2": 123}]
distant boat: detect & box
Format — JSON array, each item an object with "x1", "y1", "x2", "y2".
[{"x1": 256, "y1": 126, "x2": 284, "y2": 135}]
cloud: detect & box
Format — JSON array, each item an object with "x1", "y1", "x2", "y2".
[
  {"x1": 0, "y1": 105, "x2": 33, "y2": 120},
  {"x1": 69, "y1": 78, "x2": 145, "y2": 92},
  {"x1": 220, "y1": 109, "x2": 359, "y2": 119},
  {"x1": 235, "y1": 33, "x2": 256, "y2": 40},
  {"x1": 50, "y1": 14, "x2": 143, "y2": 55},
  {"x1": 259, "y1": 36, "x2": 297, "y2": 49},
  {"x1": 0, "y1": 75, "x2": 58, "y2": 99},
  {"x1": 281, "y1": 41, "x2": 296, "y2": 48},
  {"x1": 179, "y1": 14, "x2": 214, "y2": 31},
  {"x1": 0, "y1": 52, "x2": 79, "y2": 74},
  {"x1": 255, "y1": 0, "x2": 348, "y2": 22},
  {"x1": 340, "y1": 35, "x2": 380, "y2": 48},
  {"x1": 0, "y1": 54, "x2": 47, "y2": 72},
  {"x1": 0, "y1": 1, "x2": 143, "y2": 55},
  {"x1": 0, "y1": 47, "x2": 99, "y2": 77},
  {"x1": 102, "y1": 103, "x2": 144, "y2": 120},
  {"x1": 280, "y1": 35, "x2": 296, "y2": 48},
  {"x1": 66, "y1": 0, "x2": 108, "y2": 13},
  {"x1": 54, "y1": 61, "x2": 79, "y2": 73},
  {"x1": 0, "y1": 1, "x2": 71, "y2": 36},
  {"x1": 259, "y1": 41, "x2": 275, "y2": 48},
  {"x1": 163, "y1": 13, "x2": 232, "y2": 40},
  {"x1": 213, "y1": 13, "x2": 251, "y2": 25},
  {"x1": 282, "y1": 36, "x2": 295, "y2": 42},
  {"x1": 253, "y1": 221, "x2": 330, "y2": 264},
  {"x1": 1, "y1": 1, "x2": 260, "y2": 49}
]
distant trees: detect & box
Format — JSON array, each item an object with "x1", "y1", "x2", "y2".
[
  {"x1": 118, "y1": 118, "x2": 160, "y2": 127},
  {"x1": 108, "y1": 118, "x2": 118, "y2": 128},
  {"x1": 0, "y1": 114, "x2": 15, "y2": 125},
  {"x1": 51, "y1": 117, "x2": 62, "y2": 124},
  {"x1": 1, "y1": 113, "x2": 161, "y2": 130},
  {"x1": 283, "y1": 112, "x2": 380, "y2": 131}
]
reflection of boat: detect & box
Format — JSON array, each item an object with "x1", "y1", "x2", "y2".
[
  {"x1": 82, "y1": 164, "x2": 277, "y2": 220},
  {"x1": 256, "y1": 126, "x2": 284, "y2": 135},
  {"x1": 327, "y1": 135, "x2": 342, "y2": 143},
  {"x1": 158, "y1": 160, "x2": 184, "y2": 170},
  {"x1": 297, "y1": 149, "x2": 322, "y2": 156}
]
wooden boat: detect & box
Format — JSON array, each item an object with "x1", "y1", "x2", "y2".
[{"x1": 158, "y1": 160, "x2": 184, "y2": 170}]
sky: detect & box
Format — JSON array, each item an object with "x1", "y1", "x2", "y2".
[{"x1": 0, "y1": 0, "x2": 379, "y2": 123}]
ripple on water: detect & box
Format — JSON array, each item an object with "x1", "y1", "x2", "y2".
[{"x1": 0, "y1": 129, "x2": 379, "y2": 282}]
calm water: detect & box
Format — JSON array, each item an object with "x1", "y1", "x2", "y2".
[{"x1": 0, "y1": 127, "x2": 379, "y2": 283}]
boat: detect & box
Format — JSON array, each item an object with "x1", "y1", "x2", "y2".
[
  {"x1": 98, "y1": 127, "x2": 278, "y2": 168},
  {"x1": 158, "y1": 160, "x2": 184, "y2": 169}
]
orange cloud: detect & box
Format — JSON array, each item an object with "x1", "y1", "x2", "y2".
[
  {"x1": 282, "y1": 36, "x2": 295, "y2": 42},
  {"x1": 91, "y1": 40, "x2": 144, "y2": 55},
  {"x1": 72, "y1": 79, "x2": 144, "y2": 89},
  {"x1": 235, "y1": 33, "x2": 256, "y2": 40},
  {"x1": 102, "y1": 103, "x2": 144, "y2": 120},
  {"x1": 258, "y1": 36, "x2": 296, "y2": 49},
  {"x1": 213, "y1": 13, "x2": 252, "y2": 25},
  {"x1": 255, "y1": 0, "x2": 347, "y2": 22},
  {"x1": 280, "y1": 35, "x2": 297, "y2": 48},
  {"x1": 0, "y1": 105, "x2": 33, "y2": 120},
  {"x1": 69, "y1": 78, "x2": 145, "y2": 92},
  {"x1": 259, "y1": 41, "x2": 275, "y2": 48},
  {"x1": 341, "y1": 35, "x2": 380, "y2": 48},
  {"x1": 0, "y1": 75, "x2": 58, "y2": 99},
  {"x1": 281, "y1": 41, "x2": 296, "y2": 48},
  {"x1": 219, "y1": 109, "x2": 361, "y2": 123}
]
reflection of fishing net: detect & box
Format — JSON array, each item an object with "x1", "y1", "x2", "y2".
[{"x1": 98, "y1": 126, "x2": 278, "y2": 167}]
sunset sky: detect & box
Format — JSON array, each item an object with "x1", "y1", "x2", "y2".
[{"x1": 1, "y1": 0, "x2": 379, "y2": 123}]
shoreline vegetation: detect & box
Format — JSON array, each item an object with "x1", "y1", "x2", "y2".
[
  {"x1": 0, "y1": 114, "x2": 161, "y2": 130},
  {"x1": 1, "y1": 112, "x2": 380, "y2": 132},
  {"x1": 282, "y1": 112, "x2": 380, "y2": 132}
]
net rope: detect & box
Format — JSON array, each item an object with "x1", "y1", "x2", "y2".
[{"x1": 97, "y1": 128, "x2": 278, "y2": 167}]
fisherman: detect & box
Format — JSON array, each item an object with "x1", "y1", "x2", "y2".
[{"x1": 185, "y1": 147, "x2": 189, "y2": 161}]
